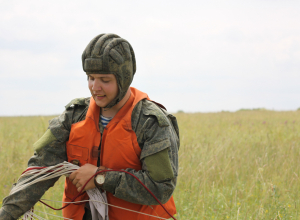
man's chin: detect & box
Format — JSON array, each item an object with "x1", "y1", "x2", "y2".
[{"x1": 94, "y1": 100, "x2": 107, "y2": 108}]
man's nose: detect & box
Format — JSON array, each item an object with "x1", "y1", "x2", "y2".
[{"x1": 92, "y1": 79, "x2": 102, "y2": 90}]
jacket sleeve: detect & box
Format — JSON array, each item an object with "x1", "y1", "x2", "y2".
[
  {"x1": 101, "y1": 100, "x2": 180, "y2": 205},
  {"x1": 0, "y1": 100, "x2": 88, "y2": 219}
]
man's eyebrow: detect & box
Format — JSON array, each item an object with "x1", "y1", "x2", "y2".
[{"x1": 100, "y1": 76, "x2": 111, "y2": 78}]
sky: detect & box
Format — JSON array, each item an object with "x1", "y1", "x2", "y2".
[{"x1": 0, "y1": 0, "x2": 300, "y2": 115}]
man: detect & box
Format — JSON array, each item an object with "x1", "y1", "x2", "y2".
[{"x1": 0, "y1": 33, "x2": 179, "y2": 220}]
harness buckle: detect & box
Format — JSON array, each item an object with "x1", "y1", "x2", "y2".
[{"x1": 71, "y1": 159, "x2": 80, "y2": 166}]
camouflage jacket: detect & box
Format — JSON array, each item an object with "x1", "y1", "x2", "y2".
[{"x1": 0, "y1": 95, "x2": 180, "y2": 220}]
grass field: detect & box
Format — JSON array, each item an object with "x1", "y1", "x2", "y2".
[{"x1": 0, "y1": 111, "x2": 300, "y2": 219}]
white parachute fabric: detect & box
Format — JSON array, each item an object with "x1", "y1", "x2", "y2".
[
  {"x1": 9, "y1": 162, "x2": 108, "y2": 220},
  {"x1": 87, "y1": 188, "x2": 109, "y2": 220}
]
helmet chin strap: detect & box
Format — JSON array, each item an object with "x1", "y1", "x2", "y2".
[{"x1": 103, "y1": 88, "x2": 131, "y2": 112}]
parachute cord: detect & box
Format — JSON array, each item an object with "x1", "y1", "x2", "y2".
[{"x1": 38, "y1": 169, "x2": 177, "y2": 220}]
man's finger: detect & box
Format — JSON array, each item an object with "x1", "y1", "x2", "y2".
[
  {"x1": 77, "y1": 186, "x2": 84, "y2": 192},
  {"x1": 72, "y1": 179, "x2": 78, "y2": 185},
  {"x1": 69, "y1": 172, "x2": 75, "y2": 180}
]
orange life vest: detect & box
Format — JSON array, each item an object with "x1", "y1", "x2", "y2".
[{"x1": 63, "y1": 87, "x2": 177, "y2": 220}]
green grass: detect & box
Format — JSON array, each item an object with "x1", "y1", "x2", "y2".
[
  {"x1": 0, "y1": 116, "x2": 65, "y2": 219},
  {"x1": 1, "y1": 111, "x2": 300, "y2": 219},
  {"x1": 175, "y1": 111, "x2": 300, "y2": 219}
]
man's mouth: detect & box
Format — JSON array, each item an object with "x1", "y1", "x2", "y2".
[{"x1": 95, "y1": 94, "x2": 106, "y2": 100}]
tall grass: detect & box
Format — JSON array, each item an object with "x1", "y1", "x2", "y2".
[
  {"x1": 175, "y1": 111, "x2": 300, "y2": 219},
  {"x1": 0, "y1": 116, "x2": 65, "y2": 218},
  {"x1": 0, "y1": 111, "x2": 300, "y2": 219}
]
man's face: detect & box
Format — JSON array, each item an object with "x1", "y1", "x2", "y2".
[{"x1": 88, "y1": 73, "x2": 119, "y2": 108}]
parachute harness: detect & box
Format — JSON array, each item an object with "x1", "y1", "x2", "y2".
[{"x1": 13, "y1": 162, "x2": 176, "y2": 220}]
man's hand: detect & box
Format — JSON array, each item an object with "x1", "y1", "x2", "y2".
[{"x1": 69, "y1": 163, "x2": 98, "y2": 192}]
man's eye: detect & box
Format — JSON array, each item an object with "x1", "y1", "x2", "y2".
[{"x1": 103, "y1": 80, "x2": 110, "y2": 83}]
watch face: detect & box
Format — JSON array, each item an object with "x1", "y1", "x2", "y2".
[{"x1": 96, "y1": 174, "x2": 105, "y2": 184}]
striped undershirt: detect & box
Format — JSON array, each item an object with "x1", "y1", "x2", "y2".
[{"x1": 100, "y1": 115, "x2": 113, "y2": 128}]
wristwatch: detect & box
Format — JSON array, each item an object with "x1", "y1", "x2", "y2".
[{"x1": 94, "y1": 166, "x2": 106, "y2": 188}]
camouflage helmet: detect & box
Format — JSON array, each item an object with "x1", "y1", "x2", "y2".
[{"x1": 82, "y1": 33, "x2": 136, "y2": 109}]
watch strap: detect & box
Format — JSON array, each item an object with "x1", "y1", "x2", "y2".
[{"x1": 94, "y1": 166, "x2": 106, "y2": 188}]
